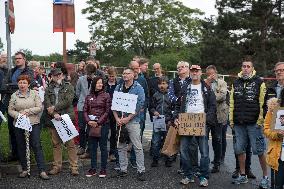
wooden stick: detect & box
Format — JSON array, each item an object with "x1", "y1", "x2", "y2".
[{"x1": 116, "y1": 113, "x2": 124, "y2": 148}]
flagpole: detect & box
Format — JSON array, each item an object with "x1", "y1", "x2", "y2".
[
  {"x1": 62, "y1": 4, "x2": 67, "y2": 65},
  {"x1": 5, "y1": 1, "x2": 12, "y2": 70}
]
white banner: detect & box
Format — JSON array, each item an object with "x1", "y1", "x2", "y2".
[
  {"x1": 111, "y1": 91, "x2": 138, "y2": 114},
  {"x1": 15, "y1": 114, "x2": 32, "y2": 131},
  {"x1": 51, "y1": 114, "x2": 79, "y2": 143}
]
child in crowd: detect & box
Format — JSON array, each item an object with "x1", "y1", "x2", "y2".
[{"x1": 150, "y1": 76, "x2": 173, "y2": 167}]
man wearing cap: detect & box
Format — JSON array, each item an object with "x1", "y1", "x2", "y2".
[
  {"x1": 44, "y1": 68, "x2": 79, "y2": 176},
  {"x1": 174, "y1": 65, "x2": 217, "y2": 187}
]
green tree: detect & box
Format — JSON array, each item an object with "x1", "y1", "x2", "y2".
[
  {"x1": 67, "y1": 39, "x2": 90, "y2": 62},
  {"x1": 82, "y1": 0, "x2": 202, "y2": 57}
]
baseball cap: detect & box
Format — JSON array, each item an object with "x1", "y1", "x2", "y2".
[
  {"x1": 189, "y1": 65, "x2": 201, "y2": 70},
  {"x1": 50, "y1": 68, "x2": 62, "y2": 76}
]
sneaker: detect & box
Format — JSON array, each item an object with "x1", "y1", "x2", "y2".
[
  {"x1": 130, "y1": 161, "x2": 137, "y2": 169},
  {"x1": 85, "y1": 169, "x2": 96, "y2": 177},
  {"x1": 246, "y1": 169, "x2": 256, "y2": 179},
  {"x1": 108, "y1": 154, "x2": 116, "y2": 162},
  {"x1": 18, "y1": 171, "x2": 28, "y2": 178},
  {"x1": 177, "y1": 169, "x2": 184, "y2": 175},
  {"x1": 39, "y1": 172, "x2": 50, "y2": 180},
  {"x1": 180, "y1": 177, "x2": 195, "y2": 185},
  {"x1": 199, "y1": 177, "x2": 209, "y2": 187},
  {"x1": 211, "y1": 165, "x2": 220, "y2": 173},
  {"x1": 165, "y1": 160, "x2": 172, "y2": 167},
  {"x1": 259, "y1": 177, "x2": 269, "y2": 189},
  {"x1": 77, "y1": 147, "x2": 85, "y2": 155},
  {"x1": 99, "y1": 170, "x2": 107, "y2": 178},
  {"x1": 151, "y1": 160, "x2": 158, "y2": 167},
  {"x1": 137, "y1": 172, "x2": 146, "y2": 181},
  {"x1": 48, "y1": 167, "x2": 61, "y2": 175},
  {"x1": 232, "y1": 169, "x2": 239, "y2": 179},
  {"x1": 233, "y1": 175, "x2": 248, "y2": 184}
]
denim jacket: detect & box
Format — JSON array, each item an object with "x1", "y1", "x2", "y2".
[{"x1": 114, "y1": 81, "x2": 145, "y2": 123}]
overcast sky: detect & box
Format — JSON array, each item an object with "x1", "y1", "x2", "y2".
[{"x1": 0, "y1": 0, "x2": 217, "y2": 56}]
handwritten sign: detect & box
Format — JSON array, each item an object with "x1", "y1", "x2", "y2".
[
  {"x1": 15, "y1": 114, "x2": 32, "y2": 131},
  {"x1": 178, "y1": 113, "x2": 206, "y2": 136},
  {"x1": 52, "y1": 114, "x2": 79, "y2": 143},
  {"x1": 271, "y1": 107, "x2": 284, "y2": 131},
  {"x1": 111, "y1": 91, "x2": 138, "y2": 114}
]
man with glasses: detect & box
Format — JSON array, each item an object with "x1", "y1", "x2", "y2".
[
  {"x1": 230, "y1": 57, "x2": 269, "y2": 188},
  {"x1": 2, "y1": 51, "x2": 35, "y2": 161},
  {"x1": 113, "y1": 69, "x2": 146, "y2": 181}
]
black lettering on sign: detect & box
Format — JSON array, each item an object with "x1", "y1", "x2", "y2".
[{"x1": 60, "y1": 119, "x2": 73, "y2": 137}]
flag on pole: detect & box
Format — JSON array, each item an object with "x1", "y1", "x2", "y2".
[
  {"x1": 8, "y1": 0, "x2": 15, "y2": 33},
  {"x1": 53, "y1": 4, "x2": 75, "y2": 33}
]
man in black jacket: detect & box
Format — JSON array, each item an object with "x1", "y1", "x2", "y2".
[{"x1": 174, "y1": 65, "x2": 217, "y2": 187}]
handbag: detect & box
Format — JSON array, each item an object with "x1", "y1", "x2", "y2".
[{"x1": 89, "y1": 125, "x2": 101, "y2": 137}]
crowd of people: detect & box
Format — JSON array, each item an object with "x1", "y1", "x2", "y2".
[{"x1": 0, "y1": 51, "x2": 283, "y2": 189}]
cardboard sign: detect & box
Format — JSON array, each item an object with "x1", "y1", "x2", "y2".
[
  {"x1": 271, "y1": 107, "x2": 284, "y2": 131},
  {"x1": 15, "y1": 114, "x2": 32, "y2": 132},
  {"x1": 52, "y1": 114, "x2": 79, "y2": 143},
  {"x1": 111, "y1": 91, "x2": 138, "y2": 114},
  {"x1": 178, "y1": 113, "x2": 206, "y2": 136}
]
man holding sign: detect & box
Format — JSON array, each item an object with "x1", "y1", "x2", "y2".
[
  {"x1": 44, "y1": 68, "x2": 79, "y2": 176},
  {"x1": 174, "y1": 65, "x2": 217, "y2": 187},
  {"x1": 112, "y1": 69, "x2": 146, "y2": 181}
]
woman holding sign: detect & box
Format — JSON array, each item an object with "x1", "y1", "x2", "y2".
[
  {"x1": 83, "y1": 76, "x2": 111, "y2": 178},
  {"x1": 8, "y1": 75, "x2": 49, "y2": 180}
]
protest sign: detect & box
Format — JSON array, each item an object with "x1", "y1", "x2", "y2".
[
  {"x1": 52, "y1": 114, "x2": 79, "y2": 143},
  {"x1": 178, "y1": 113, "x2": 206, "y2": 136},
  {"x1": 111, "y1": 91, "x2": 138, "y2": 114},
  {"x1": 271, "y1": 107, "x2": 284, "y2": 131},
  {"x1": 15, "y1": 114, "x2": 32, "y2": 131},
  {"x1": 153, "y1": 115, "x2": 166, "y2": 132}
]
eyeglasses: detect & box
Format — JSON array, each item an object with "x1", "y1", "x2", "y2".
[
  {"x1": 123, "y1": 72, "x2": 132, "y2": 75},
  {"x1": 177, "y1": 65, "x2": 188, "y2": 70},
  {"x1": 242, "y1": 65, "x2": 251, "y2": 69},
  {"x1": 275, "y1": 69, "x2": 284, "y2": 73}
]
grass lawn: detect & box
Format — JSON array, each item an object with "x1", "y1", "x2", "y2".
[{"x1": 0, "y1": 121, "x2": 68, "y2": 163}]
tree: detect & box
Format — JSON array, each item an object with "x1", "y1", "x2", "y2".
[
  {"x1": 0, "y1": 38, "x2": 3, "y2": 52},
  {"x1": 18, "y1": 48, "x2": 33, "y2": 61},
  {"x1": 82, "y1": 0, "x2": 202, "y2": 57},
  {"x1": 67, "y1": 39, "x2": 90, "y2": 62}
]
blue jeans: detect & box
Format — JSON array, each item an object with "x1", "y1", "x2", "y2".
[
  {"x1": 152, "y1": 130, "x2": 167, "y2": 160},
  {"x1": 180, "y1": 135, "x2": 209, "y2": 179},
  {"x1": 14, "y1": 124, "x2": 46, "y2": 172},
  {"x1": 89, "y1": 124, "x2": 109, "y2": 170}
]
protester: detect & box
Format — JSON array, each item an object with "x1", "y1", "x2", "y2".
[
  {"x1": 263, "y1": 62, "x2": 284, "y2": 189},
  {"x1": 8, "y1": 74, "x2": 49, "y2": 180},
  {"x1": 2, "y1": 51, "x2": 35, "y2": 161},
  {"x1": 205, "y1": 65, "x2": 228, "y2": 173},
  {"x1": 77, "y1": 61, "x2": 86, "y2": 77},
  {"x1": 86, "y1": 57, "x2": 105, "y2": 80},
  {"x1": 44, "y1": 68, "x2": 79, "y2": 176},
  {"x1": 76, "y1": 64, "x2": 97, "y2": 158},
  {"x1": 38, "y1": 65, "x2": 47, "y2": 88},
  {"x1": 150, "y1": 76, "x2": 172, "y2": 167},
  {"x1": 113, "y1": 69, "x2": 146, "y2": 181},
  {"x1": 174, "y1": 65, "x2": 216, "y2": 187},
  {"x1": 230, "y1": 57, "x2": 268, "y2": 188},
  {"x1": 105, "y1": 67, "x2": 119, "y2": 163},
  {"x1": 84, "y1": 76, "x2": 111, "y2": 178},
  {"x1": 28, "y1": 61, "x2": 43, "y2": 89}
]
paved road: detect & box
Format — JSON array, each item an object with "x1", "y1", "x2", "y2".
[{"x1": 0, "y1": 115, "x2": 266, "y2": 189}]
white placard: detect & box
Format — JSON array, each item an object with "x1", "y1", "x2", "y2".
[
  {"x1": 15, "y1": 114, "x2": 32, "y2": 131},
  {"x1": 51, "y1": 114, "x2": 79, "y2": 143},
  {"x1": 153, "y1": 115, "x2": 166, "y2": 132},
  {"x1": 111, "y1": 91, "x2": 138, "y2": 114},
  {"x1": 38, "y1": 86, "x2": 45, "y2": 102},
  {"x1": 275, "y1": 110, "x2": 284, "y2": 131}
]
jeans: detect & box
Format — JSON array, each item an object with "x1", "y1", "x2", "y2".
[
  {"x1": 232, "y1": 128, "x2": 252, "y2": 170},
  {"x1": 89, "y1": 124, "x2": 109, "y2": 170},
  {"x1": 118, "y1": 121, "x2": 145, "y2": 173},
  {"x1": 78, "y1": 111, "x2": 88, "y2": 150},
  {"x1": 180, "y1": 135, "x2": 210, "y2": 179},
  {"x1": 221, "y1": 124, "x2": 228, "y2": 159},
  {"x1": 15, "y1": 124, "x2": 46, "y2": 172},
  {"x1": 207, "y1": 124, "x2": 222, "y2": 166},
  {"x1": 271, "y1": 160, "x2": 284, "y2": 189},
  {"x1": 152, "y1": 130, "x2": 167, "y2": 160},
  {"x1": 109, "y1": 113, "x2": 117, "y2": 156},
  {"x1": 8, "y1": 114, "x2": 18, "y2": 158}
]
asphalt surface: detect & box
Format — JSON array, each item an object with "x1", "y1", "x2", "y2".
[{"x1": 0, "y1": 115, "x2": 266, "y2": 189}]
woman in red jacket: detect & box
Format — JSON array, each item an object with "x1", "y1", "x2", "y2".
[{"x1": 83, "y1": 76, "x2": 111, "y2": 178}]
